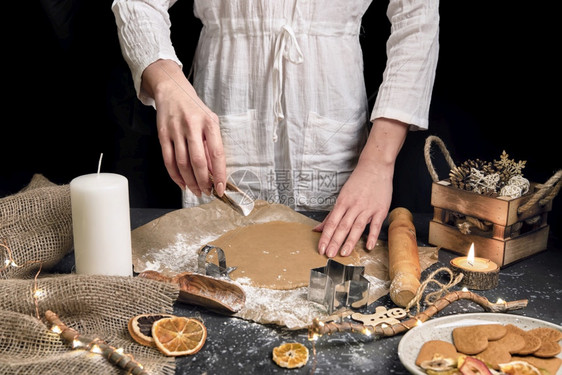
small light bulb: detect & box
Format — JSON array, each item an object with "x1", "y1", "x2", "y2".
[{"x1": 72, "y1": 339, "x2": 82, "y2": 349}]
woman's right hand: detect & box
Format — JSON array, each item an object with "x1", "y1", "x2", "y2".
[{"x1": 142, "y1": 59, "x2": 226, "y2": 197}]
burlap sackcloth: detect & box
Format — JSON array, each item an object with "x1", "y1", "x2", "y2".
[
  {"x1": 1, "y1": 174, "x2": 73, "y2": 279},
  {"x1": 0, "y1": 175, "x2": 179, "y2": 375}
]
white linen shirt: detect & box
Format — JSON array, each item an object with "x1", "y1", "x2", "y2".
[{"x1": 112, "y1": 0, "x2": 439, "y2": 210}]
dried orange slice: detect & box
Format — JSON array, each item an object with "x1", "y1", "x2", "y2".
[
  {"x1": 498, "y1": 360, "x2": 542, "y2": 375},
  {"x1": 272, "y1": 342, "x2": 309, "y2": 369},
  {"x1": 128, "y1": 313, "x2": 174, "y2": 347},
  {"x1": 152, "y1": 316, "x2": 207, "y2": 356}
]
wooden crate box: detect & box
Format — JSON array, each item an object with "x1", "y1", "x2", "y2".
[{"x1": 428, "y1": 180, "x2": 551, "y2": 267}]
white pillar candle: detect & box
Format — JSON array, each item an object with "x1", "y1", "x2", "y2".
[{"x1": 70, "y1": 173, "x2": 133, "y2": 276}]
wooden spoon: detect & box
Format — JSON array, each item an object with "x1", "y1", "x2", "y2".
[{"x1": 138, "y1": 270, "x2": 246, "y2": 314}]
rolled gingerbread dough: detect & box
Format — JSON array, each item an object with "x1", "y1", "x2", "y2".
[{"x1": 207, "y1": 220, "x2": 361, "y2": 290}]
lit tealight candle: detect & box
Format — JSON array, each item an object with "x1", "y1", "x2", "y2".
[
  {"x1": 70, "y1": 155, "x2": 133, "y2": 276},
  {"x1": 450, "y1": 243, "x2": 499, "y2": 290}
]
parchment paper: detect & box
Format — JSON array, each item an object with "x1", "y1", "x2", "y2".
[{"x1": 131, "y1": 199, "x2": 438, "y2": 329}]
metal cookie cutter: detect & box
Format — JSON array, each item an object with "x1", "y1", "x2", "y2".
[
  {"x1": 197, "y1": 245, "x2": 237, "y2": 279},
  {"x1": 307, "y1": 259, "x2": 370, "y2": 314}
]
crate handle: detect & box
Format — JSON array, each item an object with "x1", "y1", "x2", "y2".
[
  {"x1": 423, "y1": 135, "x2": 456, "y2": 182},
  {"x1": 518, "y1": 169, "x2": 562, "y2": 214},
  {"x1": 424, "y1": 136, "x2": 560, "y2": 214}
]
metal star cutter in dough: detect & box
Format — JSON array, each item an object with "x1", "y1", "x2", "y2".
[{"x1": 307, "y1": 259, "x2": 370, "y2": 314}]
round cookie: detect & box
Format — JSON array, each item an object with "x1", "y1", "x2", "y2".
[
  {"x1": 528, "y1": 327, "x2": 562, "y2": 358},
  {"x1": 415, "y1": 340, "x2": 461, "y2": 366}
]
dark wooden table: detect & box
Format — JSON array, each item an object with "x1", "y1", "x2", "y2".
[{"x1": 126, "y1": 208, "x2": 562, "y2": 375}]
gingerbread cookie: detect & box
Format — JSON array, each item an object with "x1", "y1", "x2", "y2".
[
  {"x1": 504, "y1": 324, "x2": 542, "y2": 355},
  {"x1": 476, "y1": 332, "x2": 526, "y2": 369},
  {"x1": 415, "y1": 340, "x2": 461, "y2": 366},
  {"x1": 528, "y1": 327, "x2": 562, "y2": 358},
  {"x1": 417, "y1": 323, "x2": 561, "y2": 374},
  {"x1": 452, "y1": 324, "x2": 507, "y2": 355}
]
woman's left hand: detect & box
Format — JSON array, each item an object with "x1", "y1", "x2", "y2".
[{"x1": 314, "y1": 117, "x2": 409, "y2": 257}]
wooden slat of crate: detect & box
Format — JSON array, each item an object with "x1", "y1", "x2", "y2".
[
  {"x1": 429, "y1": 220, "x2": 549, "y2": 267},
  {"x1": 431, "y1": 181, "x2": 552, "y2": 226}
]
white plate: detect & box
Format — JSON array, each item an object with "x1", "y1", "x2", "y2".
[{"x1": 397, "y1": 313, "x2": 562, "y2": 375}]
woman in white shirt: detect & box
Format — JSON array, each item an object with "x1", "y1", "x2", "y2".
[{"x1": 111, "y1": 0, "x2": 439, "y2": 258}]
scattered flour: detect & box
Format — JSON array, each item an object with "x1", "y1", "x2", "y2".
[{"x1": 138, "y1": 232, "x2": 388, "y2": 330}]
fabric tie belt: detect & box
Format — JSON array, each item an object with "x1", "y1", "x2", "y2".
[{"x1": 272, "y1": 24, "x2": 304, "y2": 142}]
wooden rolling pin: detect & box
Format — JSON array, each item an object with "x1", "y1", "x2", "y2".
[{"x1": 387, "y1": 207, "x2": 421, "y2": 307}]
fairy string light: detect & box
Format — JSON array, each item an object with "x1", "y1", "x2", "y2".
[
  {"x1": 307, "y1": 290, "x2": 528, "y2": 340},
  {"x1": 45, "y1": 310, "x2": 150, "y2": 375},
  {"x1": 3, "y1": 241, "x2": 151, "y2": 373},
  {"x1": 32, "y1": 263, "x2": 44, "y2": 319},
  {"x1": 1, "y1": 239, "x2": 45, "y2": 319},
  {"x1": 1, "y1": 239, "x2": 43, "y2": 273}
]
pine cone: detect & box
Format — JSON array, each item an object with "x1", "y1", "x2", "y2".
[
  {"x1": 450, "y1": 159, "x2": 494, "y2": 191},
  {"x1": 449, "y1": 165, "x2": 471, "y2": 190}
]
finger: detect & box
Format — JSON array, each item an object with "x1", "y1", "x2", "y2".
[
  {"x1": 203, "y1": 117, "x2": 226, "y2": 197},
  {"x1": 312, "y1": 221, "x2": 324, "y2": 232},
  {"x1": 186, "y1": 132, "x2": 212, "y2": 196},
  {"x1": 325, "y1": 211, "x2": 358, "y2": 258},
  {"x1": 316, "y1": 209, "x2": 344, "y2": 255},
  {"x1": 159, "y1": 137, "x2": 186, "y2": 189},
  {"x1": 156, "y1": 116, "x2": 198, "y2": 194},
  {"x1": 173, "y1": 138, "x2": 200, "y2": 196},
  {"x1": 366, "y1": 214, "x2": 384, "y2": 250},
  {"x1": 339, "y1": 214, "x2": 371, "y2": 256}
]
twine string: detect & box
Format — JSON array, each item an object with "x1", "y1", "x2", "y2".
[
  {"x1": 423, "y1": 135, "x2": 457, "y2": 182},
  {"x1": 405, "y1": 267, "x2": 464, "y2": 315},
  {"x1": 517, "y1": 169, "x2": 562, "y2": 214}
]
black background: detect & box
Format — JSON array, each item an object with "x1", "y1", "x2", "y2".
[{"x1": 4, "y1": 1, "x2": 560, "y2": 237}]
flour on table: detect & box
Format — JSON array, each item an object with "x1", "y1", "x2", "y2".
[
  {"x1": 140, "y1": 233, "x2": 388, "y2": 329},
  {"x1": 140, "y1": 232, "x2": 215, "y2": 274}
]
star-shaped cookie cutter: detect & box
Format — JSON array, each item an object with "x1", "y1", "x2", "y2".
[{"x1": 307, "y1": 259, "x2": 370, "y2": 314}]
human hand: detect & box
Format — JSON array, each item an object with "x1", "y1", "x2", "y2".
[
  {"x1": 314, "y1": 161, "x2": 394, "y2": 257},
  {"x1": 314, "y1": 117, "x2": 408, "y2": 257},
  {"x1": 143, "y1": 60, "x2": 226, "y2": 197}
]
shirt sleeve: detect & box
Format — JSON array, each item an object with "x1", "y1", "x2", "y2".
[
  {"x1": 111, "y1": 0, "x2": 183, "y2": 106},
  {"x1": 370, "y1": 0, "x2": 440, "y2": 130}
]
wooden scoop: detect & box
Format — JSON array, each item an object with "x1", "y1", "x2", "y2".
[{"x1": 138, "y1": 270, "x2": 246, "y2": 314}]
